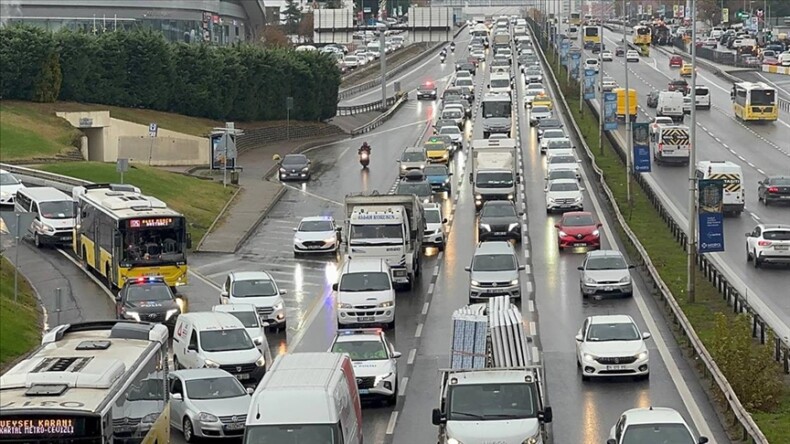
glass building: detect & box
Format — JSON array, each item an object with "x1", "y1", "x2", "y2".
[{"x1": 0, "y1": 0, "x2": 267, "y2": 45}]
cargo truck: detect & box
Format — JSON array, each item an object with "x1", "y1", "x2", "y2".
[
  {"x1": 431, "y1": 296, "x2": 553, "y2": 444},
  {"x1": 343, "y1": 193, "x2": 425, "y2": 290},
  {"x1": 469, "y1": 138, "x2": 519, "y2": 211}
]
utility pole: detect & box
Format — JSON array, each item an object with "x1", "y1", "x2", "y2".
[
  {"x1": 623, "y1": 0, "x2": 632, "y2": 207},
  {"x1": 598, "y1": 0, "x2": 604, "y2": 155},
  {"x1": 687, "y1": 0, "x2": 698, "y2": 303},
  {"x1": 378, "y1": 22, "x2": 388, "y2": 109}
]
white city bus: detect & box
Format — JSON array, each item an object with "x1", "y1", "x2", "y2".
[{"x1": 0, "y1": 321, "x2": 170, "y2": 444}]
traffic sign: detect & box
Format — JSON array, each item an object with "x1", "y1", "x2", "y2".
[
  {"x1": 722, "y1": 8, "x2": 729, "y2": 23},
  {"x1": 148, "y1": 123, "x2": 158, "y2": 137}
]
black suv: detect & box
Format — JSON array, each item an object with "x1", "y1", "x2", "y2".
[
  {"x1": 478, "y1": 201, "x2": 523, "y2": 243},
  {"x1": 116, "y1": 277, "x2": 181, "y2": 328},
  {"x1": 417, "y1": 82, "x2": 438, "y2": 100}
]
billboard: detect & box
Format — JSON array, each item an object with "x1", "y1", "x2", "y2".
[
  {"x1": 583, "y1": 68, "x2": 596, "y2": 100},
  {"x1": 570, "y1": 52, "x2": 581, "y2": 79},
  {"x1": 560, "y1": 40, "x2": 570, "y2": 66},
  {"x1": 210, "y1": 133, "x2": 236, "y2": 170},
  {"x1": 632, "y1": 122, "x2": 651, "y2": 172},
  {"x1": 603, "y1": 92, "x2": 617, "y2": 130},
  {"x1": 698, "y1": 179, "x2": 725, "y2": 253}
]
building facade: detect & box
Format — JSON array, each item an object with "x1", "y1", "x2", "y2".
[{"x1": 0, "y1": 0, "x2": 266, "y2": 44}]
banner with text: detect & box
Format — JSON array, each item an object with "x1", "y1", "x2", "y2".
[
  {"x1": 560, "y1": 40, "x2": 570, "y2": 66},
  {"x1": 583, "y1": 68, "x2": 596, "y2": 99},
  {"x1": 632, "y1": 122, "x2": 651, "y2": 172},
  {"x1": 603, "y1": 92, "x2": 617, "y2": 130},
  {"x1": 698, "y1": 179, "x2": 725, "y2": 253},
  {"x1": 570, "y1": 52, "x2": 581, "y2": 79}
]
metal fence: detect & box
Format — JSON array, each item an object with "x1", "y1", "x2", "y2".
[
  {"x1": 349, "y1": 93, "x2": 408, "y2": 136},
  {"x1": 529, "y1": 18, "x2": 775, "y2": 444},
  {"x1": 336, "y1": 96, "x2": 398, "y2": 116}
]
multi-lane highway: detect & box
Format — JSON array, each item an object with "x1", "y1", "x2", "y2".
[{"x1": 576, "y1": 25, "x2": 790, "y2": 338}]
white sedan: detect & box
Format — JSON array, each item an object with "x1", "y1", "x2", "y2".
[
  {"x1": 626, "y1": 50, "x2": 640, "y2": 62},
  {"x1": 545, "y1": 178, "x2": 584, "y2": 213},
  {"x1": 600, "y1": 50, "x2": 613, "y2": 61},
  {"x1": 547, "y1": 153, "x2": 581, "y2": 178},
  {"x1": 529, "y1": 106, "x2": 552, "y2": 125},
  {"x1": 539, "y1": 129, "x2": 566, "y2": 153},
  {"x1": 293, "y1": 216, "x2": 341, "y2": 255},
  {"x1": 584, "y1": 58, "x2": 600, "y2": 73},
  {"x1": 438, "y1": 125, "x2": 464, "y2": 147},
  {"x1": 576, "y1": 315, "x2": 651, "y2": 381}
]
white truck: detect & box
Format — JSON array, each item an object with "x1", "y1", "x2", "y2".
[
  {"x1": 431, "y1": 296, "x2": 553, "y2": 444},
  {"x1": 343, "y1": 193, "x2": 425, "y2": 290},
  {"x1": 650, "y1": 124, "x2": 691, "y2": 165},
  {"x1": 656, "y1": 91, "x2": 685, "y2": 122},
  {"x1": 470, "y1": 138, "x2": 519, "y2": 211}
]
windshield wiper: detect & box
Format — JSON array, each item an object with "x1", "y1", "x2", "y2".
[
  {"x1": 483, "y1": 413, "x2": 531, "y2": 420},
  {"x1": 449, "y1": 411, "x2": 486, "y2": 420}
]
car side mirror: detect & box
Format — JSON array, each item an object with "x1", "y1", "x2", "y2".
[
  {"x1": 279, "y1": 289, "x2": 287, "y2": 295},
  {"x1": 187, "y1": 344, "x2": 197, "y2": 351},
  {"x1": 628, "y1": 265, "x2": 635, "y2": 269},
  {"x1": 448, "y1": 172, "x2": 453, "y2": 176},
  {"x1": 518, "y1": 265, "x2": 526, "y2": 271},
  {"x1": 246, "y1": 387, "x2": 255, "y2": 395},
  {"x1": 392, "y1": 351, "x2": 402, "y2": 358},
  {"x1": 597, "y1": 223, "x2": 603, "y2": 228},
  {"x1": 607, "y1": 440, "x2": 617, "y2": 444},
  {"x1": 745, "y1": 232, "x2": 752, "y2": 237},
  {"x1": 757, "y1": 181, "x2": 763, "y2": 185},
  {"x1": 577, "y1": 266, "x2": 584, "y2": 271},
  {"x1": 642, "y1": 332, "x2": 652, "y2": 340},
  {"x1": 464, "y1": 266, "x2": 471, "y2": 272},
  {"x1": 442, "y1": 218, "x2": 448, "y2": 224},
  {"x1": 698, "y1": 437, "x2": 709, "y2": 444},
  {"x1": 293, "y1": 227, "x2": 298, "y2": 232},
  {"x1": 171, "y1": 392, "x2": 183, "y2": 401},
  {"x1": 431, "y1": 408, "x2": 445, "y2": 425},
  {"x1": 575, "y1": 334, "x2": 583, "y2": 342},
  {"x1": 332, "y1": 283, "x2": 339, "y2": 291},
  {"x1": 554, "y1": 224, "x2": 560, "y2": 229}
]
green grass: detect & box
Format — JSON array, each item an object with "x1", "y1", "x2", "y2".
[
  {"x1": 541, "y1": 42, "x2": 789, "y2": 442},
  {"x1": 0, "y1": 101, "x2": 82, "y2": 160},
  {"x1": 36, "y1": 162, "x2": 235, "y2": 245},
  {"x1": 0, "y1": 256, "x2": 41, "y2": 370}
]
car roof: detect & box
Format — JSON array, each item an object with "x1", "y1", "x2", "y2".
[
  {"x1": 482, "y1": 200, "x2": 515, "y2": 207},
  {"x1": 342, "y1": 258, "x2": 388, "y2": 273},
  {"x1": 562, "y1": 211, "x2": 593, "y2": 219},
  {"x1": 300, "y1": 216, "x2": 334, "y2": 223},
  {"x1": 474, "y1": 241, "x2": 515, "y2": 255},
  {"x1": 760, "y1": 224, "x2": 790, "y2": 231},
  {"x1": 586, "y1": 249, "x2": 624, "y2": 259},
  {"x1": 588, "y1": 314, "x2": 634, "y2": 325},
  {"x1": 622, "y1": 407, "x2": 688, "y2": 426},
  {"x1": 230, "y1": 270, "x2": 275, "y2": 281},
  {"x1": 404, "y1": 147, "x2": 425, "y2": 153},
  {"x1": 333, "y1": 328, "x2": 386, "y2": 344},
  {"x1": 171, "y1": 368, "x2": 238, "y2": 380},
  {"x1": 213, "y1": 303, "x2": 257, "y2": 314}
]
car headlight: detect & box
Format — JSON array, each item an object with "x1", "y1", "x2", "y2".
[
  {"x1": 379, "y1": 301, "x2": 394, "y2": 308},
  {"x1": 324, "y1": 236, "x2": 337, "y2": 243},
  {"x1": 124, "y1": 311, "x2": 141, "y2": 322},
  {"x1": 448, "y1": 438, "x2": 463, "y2": 444},
  {"x1": 197, "y1": 412, "x2": 219, "y2": 423},
  {"x1": 507, "y1": 193, "x2": 514, "y2": 200},
  {"x1": 204, "y1": 359, "x2": 220, "y2": 368},
  {"x1": 558, "y1": 230, "x2": 567, "y2": 237},
  {"x1": 475, "y1": 194, "x2": 482, "y2": 200},
  {"x1": 273, "y1": 301, "x2": 284, "y2": 311},
  {"x1": 0, "y1": 191, "x2": 8, "y2": 198},
  {"x1": 637, "y1": 351, "x2": 648, "y2": 360},
  {"x1": 142, "y1": 413, "x2": 159, "y2": 424},
  {"x1": 338, "y1": 302, "x2": 353, "y2": 309},
  {"x1": 522, "y1": 433, "x2": 541, "y2": 444},
  {"x1": 375, "y1": 372, "x2": 393, "y2": 385},
  {"x1": 419, "y1": 165, "x2": 425, "y2": 169},
  {"x1": 592, "y1": 229, "x2": 600, "y2": 237},
  {"x1": 279, "y1": 168, "x2": 286, "y2": 173},
  {"x1": 583, "y1": 353, "x2": 596, "y2": 362},
  {"x1": 400, "y1": 165, "x2": 407, "y2": 170},
  {"x1": 619, "y1": 275, "x2": 631, "y2": 284},
  {"x1": 509, "y1": 279, "x2": 519, "y2": 286},
  {"x1": 42, "y1": 224, "x2": 55, "y2": 233},
  {"x1": 255, "y1": 356, "x2": 266, "y2": 367},
  {"x1": 444, "y1": 178, "x2": 451, "y2": 183},
  {"x1": 470, "y1": 280, "x2": 480, "y2": 286},
  {"x1": 547, "y1": 197, "x2": 556, "y2": 203},
  {"x1": 508, "y1": 223, "x2": 519, "y2": 231},
  {"x1": 479, "y1": 223, "x2": 491, "y2": 232},
  {"x1": 301, "y1": 167, "x2": 309, "y2": 172},
  {"x1": 584, "y1": 277, "x2": 597, "y2": 285},
  {"x1": 165, "y1": 309, "x2": 179, "y2": 321},
  {"x1": 574, "y1": 195, "x2": 583, "y2": 202}
]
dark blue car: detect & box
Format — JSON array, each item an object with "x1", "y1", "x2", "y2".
[{"x1": 424, "y1": 165, "x2": 452, "y2": 195}]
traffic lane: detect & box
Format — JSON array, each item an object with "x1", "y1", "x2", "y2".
[
  {"x1": 340, "y1": 33, "x2": 473, "y2": 107},
  {"x1": 735, "y1": 70, "x2": 790, "y2": 100}
]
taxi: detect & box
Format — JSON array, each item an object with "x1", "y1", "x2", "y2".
[
  {"x1": 424, "y1": 137, "x2": 451, "y2": 164},
  {"x1": 532, "y1": 94, "x2": 553, "y2": 110},
  {"x1": 680, "y1": 63, "x2": 693, "y2": 77}
]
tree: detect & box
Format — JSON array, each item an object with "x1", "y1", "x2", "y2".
[
  {"x1": 298, "y1": 13, "x2": 314, "y2": 43},
  {"x1": 696, "y1": 0, "x2": 722, "y2": 25},
  {"x1": 282, "y1": 0, "x2": 302, "y2": 34},
  {"x1": 325, "y1": 0, "x2": 343, "y2": 8},
  {"x1": 260, "y1": 25, "x2": 291, "y2": 49},
  {"x1": 33, "y1": 51, "x2": 61, "y2": 103}
]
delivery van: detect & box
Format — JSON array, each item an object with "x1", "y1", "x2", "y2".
[
  {"x1": 614, "y1": 88, "x2": 637, "y2": 121},
  {"x1": 695, "y1": 161, "x2": 745, "y2": 215},
  {"x1": 14, "y1": 186, "x2": 76, "y2": 248}
]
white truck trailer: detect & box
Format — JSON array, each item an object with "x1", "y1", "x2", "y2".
[{"x1": 470, "y1": 138, "x2": 519, "y2": 211}]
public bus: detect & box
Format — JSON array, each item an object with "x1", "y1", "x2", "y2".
[
  {"x1": 732, "y1": 81, "x2": 778, "y2": 121},
  {"x1": 582, "y1": 26, "x2": 601, "y2": 48},
  {"x1": 73, "y1": 183, "x2": 191, "y2": 289},
  {"x1": 0, "y1": 320, "x2": 171, "y2": 444},
  {"x1": 633, "y1": 25, "x2": 652, "y2": 45},
  {"x1": 570, "y1": 12, "x2": 581, "y2": 26}
]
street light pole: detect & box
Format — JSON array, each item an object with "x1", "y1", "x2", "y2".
[
  {"x1": 687, "y1": 0, "x2": 698, "y2": 303},
  {"x1": 623, "y1": 0, "x2": 632, "y2": 206},
  {"x1": 379, "y1": 23, "x2": 387, "y2": 109},
  {"x1": 598, "y1": 0, "x2": 604, "y2": 155}
]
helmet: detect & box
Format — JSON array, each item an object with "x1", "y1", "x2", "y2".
[{"x1": 361, "y1": 142, "x2": 370, "y2": 148}]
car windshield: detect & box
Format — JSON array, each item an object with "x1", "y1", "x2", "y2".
[
  {"x1": 482, "y1": 204, "x2": 516, "y2": 217},
  {"x1": 126, "y1": 284, "x2": 173, "y2": 302},
  {"x1": 332, "y1": 340, "x2": 389, "y2": 360},
  {"x1": 448, "y1": 383, "x2": 537, "y2": 421},
  {"x1": 527, "y1": 85, "x2": 544, "y2": 91},
  {"x1": 401, "y1": 151, "x2": 426, "y2": 162},
  {"x1": 126, "y1": 377, "x2": 165, "y2": 401},
  {"x1": 548, "y1": 140, "x2": 571, "y2": 149},
  {"x1": 586, "y1": 255, "x2": 628, "y2": 270},
  {"x1": 491, "y1": 79, "x2": 510, "y2": 88},
  {"x1": 477, "y1": 172, "x2": 514, "y2": 188},
  {"x1": 563, "y1": 214, "x2": 595, "y2": 226},
  {"x1": 349, "y1": 224, "x2": 403, "y2": 242},
  {"x1": 243, "y1": 424, "x2": 338, "y2": 443},
  {"x1": 425, "y1": 209, "x2": 442, "y2": 223},
  {"x1": 540, "y1": 120, "x2": 561, "y2": 129},
  {"x1": 199, "y1": 329, "x2": 255, "y2": 352},
  {"x1": 550, "y1": 182, "x2": 579, "y2": 192},
  {"x1": 764, "y1": 230, "x2": 790, "y2": 241},
  {"x1": 586, "y1": 322, "x2": 640, "y2": 341},
  {"x1": 456, "y1": 79, "x2": 473, "y2": 87},
  {"x1": 186, "y1": 376, "x2": 246, "y2": 400},
  {"x1": 339, "y1": 271, "x2": 391, "y2": 292},
  {"x1": 232, "y1": 279, "x2": 278, "y2": 297},
  {"x1": 397, "y1": 182, "x2": 432, "y2": 197},
  {"x1": 621, "y1": 424, "x2": 696, "y2": 444},
  {"x1": 543, "y1": 130, "x2": 564, "y2": 138},
  {"x1": 550, "y1": 156, "x2": 575, "y2": 164},
  {"x1": 424, "y1": 166, "x2": 448, "y2": 176},
  {"x1": 532, "y1": 106, "x2": 550, "y2": 113},
  {"x1": 282, "y1": 155, "x2": 307, "y2": 166},
  {"x1": 226, "y1": 310, "x2": 260, "y2": 328},
  {"x1": 298, "y1": 220, "x2": 333, "y2": 232},
  {"x1": 443, "y1": 110, "x2": 462, "y2": 119},
  {"x1": 769, "y1": 178, "x2": 790, "y2": 186},
  {"x1": 39, "y1": 201, "x2": 75, "y2": 219},
  {"x1": 472, "y1": 253, "x2": 516, "y2": 271},
  {"x1": 548, "y1": 170, "x2": 576, "y2": 181},
  {"x1": 440, "y1": 126, "x2": 461, "y2": 135},
  {"x1": 527, "y1": 67, "x2": 541, "y2": 74},
  {"x1": 0, "y1": 172, "x2": 20, "y2": 185}
]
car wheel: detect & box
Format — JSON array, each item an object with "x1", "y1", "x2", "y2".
[
  {"x1": 387, "y1": 380, "x2": 398, "y2": 406},
  {"x1": 581, "y1": 374, "x2": 590, "y2": 382},
  {"x1": 182, "y1": 417, "x2": 195, "y2": 443},
  {"x1": 754, "y1": 252, "x2": 762, "y2": 268},
  {"x1": 34, "y1": 233, "x2": 42, "y2": 248},
  {"x1": 746, "y1": 246, "x2": 752, "y2": 262}
]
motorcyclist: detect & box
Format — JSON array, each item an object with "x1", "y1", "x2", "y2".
[
  {"x1": 450, "y1": 42, "x2": 456, "y2": 52},
  {"x1": 440, "y1": 47, "x2": 447, "y2": 57},
  {"x1": 359, "y1": 142, "x2": 371, "y2": 155}
]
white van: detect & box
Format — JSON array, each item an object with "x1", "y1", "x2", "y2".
[
  {"x1": 694, "y1": 85, "x2": 711, "y2": 109},
  {"x1": 244, "y1": 353, "x2": 362, "y2": 444},
  {"x1": 333, "y1": 258, "x2": 396, "y2": 329},
  {"x1": 656, "y1": 91, "x2": 685, "y2": 122},
  {"x1": 172, "y1": 312, "x2": 267, "y2": 387},
  {"x1": 780, "y1": 51, "x2": 790, "y2": 67},
  {"x1": 488, "y1": 72, "x2": 512, "y2": 95},
  {"x1": 696, "y1": 161, "x2": 745, "y2": 215},
  {"x1": 14, "y1": 186, "x2": 75, "y2": 248},
  {"x1": 366, "y1": 41, "x2": 382, "y2": 58},
  {"x1": 219, "y1": 271, "x2": 287, "y2": 330},
  {"x1": 212, "y1": 303, "x2": 273, "y2": 365}
]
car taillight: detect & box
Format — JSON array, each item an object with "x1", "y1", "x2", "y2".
[
  {"x1": 758, "y1": 240, "x2": 772, "y2": 247},
  {"x1": 658, "y1": 143, "x2": 663, "y2": 151},
  {"x1": 768, "y1": 186, "x2": 779, "y2": 193}
]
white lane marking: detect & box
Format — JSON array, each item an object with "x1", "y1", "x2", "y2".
[
  {"x1": 433, "y1": 266, "x2": 440, "y2": 277},
  {"x1": 527, "y1": 299, "x2": 535, "y2": 312},
  {"x1": 531, "y1": 346, "x2": 540, "y2": 363},
  {"x1": 407, "y1": 348, "x2": 417, "y2": 365},
  {"x1": 415, "y1": 323, "x2": 423, "y2": 338},
  {"x1": 421, "y1": 302, "x2": 430, "y2": 315},
  {"x1": 399, "y1": 377, "x2": 409, "y2": 396},
  {"x1": 55, "y1": 249, "x2": 115, "y2": 302},
  {"x1": 529, "y1": 321, "x2": 537, "y2": 336},
  {"x1": 579, "y1": 139, "x2": 714, "y2": 439},
  {"x1": 385, "y1": 411, "x2": 399, "y2": 435},
  {"x1": 279, "y1": 183, "x2": 344, "y2": 206},
  {"x1": 427, "y1": 282, "x2": 435, "y2": 295},
  {"x1": 525, "y1": 281, "x2": 533, "y2": 295},
  {"x1": 522, "y1": 264, "x2": 531, "y2": 274},
  {"x1": 524, "y1": 249, "x2": 530, "y2": 259}
]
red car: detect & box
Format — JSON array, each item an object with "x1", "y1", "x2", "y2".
[
  {"x1": 555, "y1": 211, "x2": 602, "y2": 251},
  {"x1": 763, "y1": 56, "x2": 780, "y2": 66},
  {"x1": 669, "y1": 55, "x2": 683, "y2": 68}
]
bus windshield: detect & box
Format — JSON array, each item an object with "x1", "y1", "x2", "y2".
[
  {"x1": 750, "y1": 89, "x2": 775, "y2": 106},
  {"x1": 585, "y1": 27, "x2": 598, "y2": 37},
  {"x1": 122, "y1": 217, "x2": 186, "y2": 265}
]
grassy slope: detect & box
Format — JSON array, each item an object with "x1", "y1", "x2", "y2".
[
  {"x1": 541, "y1": 45, "x2": 788, "y2": 441},
  {"x1": 37, "y1": 162, "x2": 234, "y2": 244},
  {"x1": 0, "y1": 101, "x2": 82, "y2": 160},
  {"x1": 0, "y1": 257, "x2": 41, "y2": 370}
]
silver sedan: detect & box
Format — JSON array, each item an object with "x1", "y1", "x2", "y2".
[{"x1": 169, "y1": 369, "x2": 253, "y2": 442}]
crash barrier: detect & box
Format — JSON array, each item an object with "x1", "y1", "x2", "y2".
[
  {"x1": 529, "y1": 19, "x2": 775, "y2": 444},
  {"x1": 349, "y1": 93, "x2": 408, "y2": 136},
  {"x1": 336, "y1": 95, "x2": 399, "y2": 116}
]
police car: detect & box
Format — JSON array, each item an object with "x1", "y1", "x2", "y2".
[
  {"x1": 115, "y1": 277, "x2": 182, "y2": 328},
  {"x1": 329, "y1": 329, "x2": 402, "y2": 405}
]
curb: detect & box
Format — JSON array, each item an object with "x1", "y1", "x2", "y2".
[
  {"x1": 230, "y1": 186, "x2": 288, "y2": 254},
  {"x1": 194, "y1": 186, "x2": 242, "y2": 252}
]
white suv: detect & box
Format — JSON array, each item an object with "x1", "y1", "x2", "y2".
[
  {"x1": 329, "y1": 328, "x2": 402, "y2": 405},
  {"x1": 576, "y1": 315, "x2": 650, "y2": 381},
  {"x1": 745, "y1": 224, "x2": 790, "y2": 268},
  {"x1": 334, "y1": 258, "x2": 396, "y2": 329},
  {"x1": 607, "y1": 407, "x2": 709, "y2": 444},
  {"x1": 465, "y1": 241, "x2": 525, "y2": 303},
  {"x1": 219, "y1": 271, "x2": 286, "y2": 330}
]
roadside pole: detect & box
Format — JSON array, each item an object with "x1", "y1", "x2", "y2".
[{"x1": 687, "y1": 0, "x2": 698, "y2": 302}]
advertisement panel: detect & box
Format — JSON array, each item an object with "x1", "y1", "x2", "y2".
[
  {"x1": 570, "y1": 52, "x2": 581, "y2": 79},
  {"x1": 632, "y1": 123, "x2": 651, "y2": 172},
  {"x1": 210, "y1": 133, "x2": 237, "y2": 170},
  {"x1": 603, "y1": 92, "x2": 618, "y2": 130},
  {"x1": 560, "y1": 40, "x2": 570, "y2": 66},
  {"x1": 583, "y1": 68, "x2": 596, "y2": 99},
  {"x1": 698, "y1": 179, "x2": 725, "y2": 253}
]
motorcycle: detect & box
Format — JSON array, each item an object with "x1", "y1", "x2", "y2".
[
  {"x1": 440, "y1": 54, "x2": 446, "y2": 63},
  {"x1": 359, "y1": 150, "x2": 370, "y2": 168}
]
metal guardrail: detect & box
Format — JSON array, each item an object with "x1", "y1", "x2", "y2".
[
  {"x1": 0, "y1": 163, "x2": 89, "y2": 192},
  {"x1": 528, "y1": 19, "x2": 772, "y2": 443},
  {"x1": 350, "y1": 93, "x2": 408, "y2": 136},
  {"x1": 336, "y1": 96, "x2": 398, "y2": 116}
]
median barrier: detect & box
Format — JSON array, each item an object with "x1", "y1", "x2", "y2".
[
  {"x1": 350, "y1": 93, "x2": 408, "y2": 136},
  {"x1": 336, "y1": 96, "x2": 399, "y2": 116}
]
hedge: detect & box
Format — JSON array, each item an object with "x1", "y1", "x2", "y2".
[{"x1": 0, "y1": 26, "x2": 341, "y2": 121}]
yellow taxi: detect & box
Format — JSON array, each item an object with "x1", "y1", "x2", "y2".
[
  {"x1": 532, "y1": 94, "x2": 553, "y2": 110},
  {"x1": 680, "y1": 63, "x2": 693, "y2": 77},
  {"x1": 424, "y1": 138, "x2": 451, "y2": 164}
]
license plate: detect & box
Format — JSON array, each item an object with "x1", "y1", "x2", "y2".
[
  {"x1": 225, "y1": 423, "x2": 245, "y2": 430},
  {"x1": 60, "y1": 236, "x2": 71, "y2": 241},
  {"x1": 776, "y1": 245, "x2": 789, "y2": 250},
  {"x1": 359, "y1": 389, "x2": 370, "y2": 395},
  {"x1": 358, "y1": 316, "x2": 375, "y2": 322},
  {"x1": 781, "y1": 196, "x2": 790, "y2": 199},
  {"x1": 574, "y1": 243, "x2": 586, "y2": 247},
  {"x1": 494, "y1": 232, "x2": 507, "y2": 235},
  {"x1": 606, "y1": 365, "x2": 627, "y2": 370},
  {"x1": 604, "y1": 286, "x2": 614, "y2": 292},
  {"x1": 235, "y1": 373, "x2": 250, "y2": 380}
]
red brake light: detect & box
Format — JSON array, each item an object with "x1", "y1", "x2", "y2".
[
  {"x1": 758, "y1": 240, "x2": 772, "y2": 247},
  {"x1": 658, "y1": 143, "x2": 663, "y2": 151},
  {"x1": 136, "y1": 277, "x2": 146, "y2": 284},
  {"x1": 768, "y1": 186, "x2": 779, "y2": 193}
]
